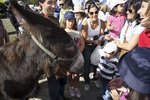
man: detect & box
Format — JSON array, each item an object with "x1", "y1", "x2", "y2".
[
  {"x1": 58, "y1": 0, "x2": 72, "y2": 27},
  {"x1": 39, "y1": 0, "x2": 67, "y2": 100}
]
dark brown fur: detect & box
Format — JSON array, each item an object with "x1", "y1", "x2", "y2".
[{"x1": 0, "y1": 0, "x2": 78, "y2": 99}]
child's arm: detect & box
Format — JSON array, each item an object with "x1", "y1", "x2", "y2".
[{"x1": 107, "y1": 21, "x2": 114, "y2": 31}]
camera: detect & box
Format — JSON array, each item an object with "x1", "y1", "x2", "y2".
[{"x1": 93, "y1": 35, "x2": 99, "y2": 40}]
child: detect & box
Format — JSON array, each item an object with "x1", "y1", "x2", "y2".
[
  {"x1": 63, "y1": 11, "x2": 85, "y2": 99},
  {"x1": 106, "y1": 0, "x2": 127, "y2": 39},
  {"x1": 95, "y1": 42, "x2": 120, "y2": 100}
]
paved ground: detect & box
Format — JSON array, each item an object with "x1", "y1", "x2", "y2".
[{"x1": 29, "y1": 73, "x2": 100, "y2": 100}]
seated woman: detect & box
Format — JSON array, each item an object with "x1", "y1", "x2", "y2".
[{"x1": 113, "y1": 0, "x2": 145, "y2": 58}]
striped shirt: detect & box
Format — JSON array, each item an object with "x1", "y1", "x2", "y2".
[
  {"x1": 97, "y1": 56, "x2": 120, "y2": 81},
  {"x1": 0, "y1": 27, "x2": 10, "y2": 47}
]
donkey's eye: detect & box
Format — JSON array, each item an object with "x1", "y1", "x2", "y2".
[{"x1": 47, "y1": 1, "x2": 52, "y2": 4}]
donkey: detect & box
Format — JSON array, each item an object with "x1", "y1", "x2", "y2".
[{"x1": 0, "y1": 0, "x2": 78, "y2": 99}]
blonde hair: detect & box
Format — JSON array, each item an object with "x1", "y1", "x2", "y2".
[
  {"x1": 100, "y1": 4, "x2": 109, "y2": 14},
  {"x1": 140, "y1": 0, "x2": 150, "y2": 29}
]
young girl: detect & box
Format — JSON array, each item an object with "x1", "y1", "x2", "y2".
[
  {"x1": 63, "y1": 11, "x2": 85, "y2": 99},
  {"x1": 106, "y1": 0, "x2": 127, "y2": 39}
]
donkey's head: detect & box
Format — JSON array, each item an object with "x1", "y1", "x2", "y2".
[{"x1": 9, "y1": 0, "x2": 78, "y2": 78}]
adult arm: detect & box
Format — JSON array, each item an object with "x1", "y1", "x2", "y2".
[
  {"x1": 79, "y1": 36, "x2": 85, "y2": 53},
  {"x1": 114, "y1": 34, "x2": 140, "y2": 51}
]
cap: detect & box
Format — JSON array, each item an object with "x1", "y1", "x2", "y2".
[
  {"x1": 103, "y1": 42, "x2": 117, "y2": 53},
  {"x1": 64, "y1": 11, "x2": 75, "y2": 20}
]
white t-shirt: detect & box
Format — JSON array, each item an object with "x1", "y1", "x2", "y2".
[{"x1": 119, "y1": 20, "x2": 145, "y2": 44}]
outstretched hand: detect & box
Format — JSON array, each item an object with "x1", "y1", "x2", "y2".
[{"x1": 109, "y1": 77, "x2": 124, "y2": 89}]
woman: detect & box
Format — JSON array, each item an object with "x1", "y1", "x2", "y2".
[
  {"x1": 138, "y1": 0, "x2": 150, "y2": 48},
  {"x1": 81, "y1": 3, "x2": 105, "y2": 91},
  {"x1": 114, "y1": 0, "x2": 145, "y2": 58},
  {"x1": 73, "y1": 5, "x2": 86, "y2": 32}
]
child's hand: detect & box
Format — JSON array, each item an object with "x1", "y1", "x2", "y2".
[
  {"x1": 110, "y1": 25, "x2": 114, "y2": 30},
  {"x1": 105, "y1": 34, "x2": 111, "y2": 40}
]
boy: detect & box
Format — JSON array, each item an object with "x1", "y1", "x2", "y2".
[{"x1": 96, "y1": 42, "x2": 119, "y2": 100}]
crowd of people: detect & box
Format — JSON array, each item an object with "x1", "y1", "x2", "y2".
[{"x1": 0, "y1": 0, "x2": 150, "y2": 100}]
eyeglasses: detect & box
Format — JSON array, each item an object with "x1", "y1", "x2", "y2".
[
  {"x1": 59, "y1": 3, "x2": 64, "y2": 6},
  {"x1": 89, "y1": 11, "x2": 99, "y2": 15},
  {"x1": 127, "y1": 9, "x2": 133, "y2": 13}
]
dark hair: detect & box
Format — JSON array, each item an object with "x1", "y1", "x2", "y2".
[
  {"x1": 127, "y1": 0, "x2": 142, "y2": 25},
  {"x1": 88, "y1": 3, "x2": 99, "y2": 13},
  {"x1": 79, "y1": 12, "x2": 86, "y2": 18},
  {"x1": 85, "y1": 0, "x2": 93, "y2": 6},
  {"x1": 109, "y1": 4, "x2": 120, "y2": 15},
  {"x1": 38, "y1": 0, "x2": 45, "y2": 3},
  {"x1": 59, "y1": 0, "x2": 68, "y2": 3},
  {"x1": 125, "y1": 87, "x2": 149, "y2": 100},
  {"x1": 62, "y1": 19, "x2": 77, "y2": 30}
]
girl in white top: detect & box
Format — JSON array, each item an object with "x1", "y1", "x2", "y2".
[{"x1": 81, "y1": 3, "x2": 105, "y2": 91}]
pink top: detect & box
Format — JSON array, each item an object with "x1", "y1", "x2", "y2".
[
  {"x1": 120, "y1": 89, "x2": 129, "y2": 100},
  {"x1": 107, "y1": 13, "x2": 126, "y2": 38}
]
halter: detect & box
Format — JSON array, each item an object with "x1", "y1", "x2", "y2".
[{"x1": 30, "y1": 33, "x2": 80, "y2": 68}]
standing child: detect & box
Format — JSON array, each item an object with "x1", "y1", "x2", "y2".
[
  {"x1": 95, "y1": 42, "x2": 120, "y2": 100},
  {"x1": 106, "y1": 0, "x2": 127, "y2": 39},
  {"x1": 63, "y1": 11, "x2": 85, "y2": 99}
]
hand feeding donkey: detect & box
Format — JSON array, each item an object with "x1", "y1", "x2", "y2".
[{"x1": 0, "y1": 0, "x2": 79, "y2": 99}]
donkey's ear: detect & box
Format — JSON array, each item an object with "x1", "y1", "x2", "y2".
[{"x1": 9, "y1": 0, "x2": 59, "y2": 35}]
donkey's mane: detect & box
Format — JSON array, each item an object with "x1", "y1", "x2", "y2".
[{"x1": 0, "y1": 0, "x2": 78, "y2": 99}]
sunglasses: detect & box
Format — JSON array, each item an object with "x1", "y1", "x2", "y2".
[
  {"x1": 127, "y1": 9, "x2": 133, "y2": 13},
  {"x1": 89, "y1": 11, "x2": 99, "y2": 15},
  {"x1": 59, "y1": 3, "x2": 64, "y2": 6}
]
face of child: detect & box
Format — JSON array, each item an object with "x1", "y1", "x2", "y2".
[
  {"x1": 116, "y1": 4, "x2": 124, "y2": 14},
  {"x1": 138, "y1": 1, "x2": 149, "y2": 21},
  {"x1": 104, "y1": 52, "x2": 114, "y2": 59},
  {"x1": 66, "y1": 19, "x2": 75, "y2": 29}
]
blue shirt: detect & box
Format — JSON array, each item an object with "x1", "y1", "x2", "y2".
[{"x1": 72, "y1": 0, "x2": 85, "y2": 6}]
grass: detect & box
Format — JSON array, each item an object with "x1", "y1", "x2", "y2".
[
  {"x1": 9, "y1": 34, "x2": 17, "y2": 42},
  {"x1": 1, "y1": 18, "x2": 17, "y2": 42}
]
